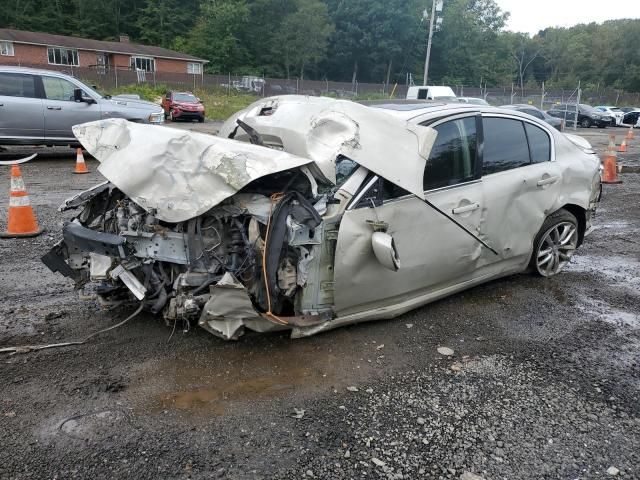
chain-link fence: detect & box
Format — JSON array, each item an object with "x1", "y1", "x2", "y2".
[{"x1": 6, "y1": 62, "x2": 640, "y2": 108}]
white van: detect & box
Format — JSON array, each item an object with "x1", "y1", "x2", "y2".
[{"x1": 406, "y1": 85, "x2": 456, "y2": 101}]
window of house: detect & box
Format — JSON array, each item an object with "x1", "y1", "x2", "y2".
[
  {"x1": 47, "y1": 47, "x2": 79, "y2": 66},
  {"x1": 131, "y1": 56, "x2": 155, "y2": 72},
  {"x1": 187, "y1": 62, "x2": 202, "y2": 74},
  {"x1": 525, "y1": 123, "x2": 551, "y2": 164},
  {"x1": 42, "y1": 76, "x2": 78, "y2": 102},
  {"x1": 482, "y1": 118, "x2": 531, "y2": 175},
  {"x1": 423, "y1": 117, "x2": 478, "y2": 191},
  {"x1": 0, "y1": 41, "x2": 14, "y2": 56},
  {"x1": 0, "y1": 73, "x2": 36, "y2": 98}
]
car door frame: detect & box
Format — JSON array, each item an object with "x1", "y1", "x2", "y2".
[
  {"x1": 477, "y1": 113, "x2": 562, "y2": 276},
  {"x1": 38, "y1": 73, "x2": 102, "y2": 141},
  {"x1": 332, "y1": 112, "x2": 493, "y2": 317},
  {"x1": 0, "y1": 71, "x2": 45, "y2": 143}
]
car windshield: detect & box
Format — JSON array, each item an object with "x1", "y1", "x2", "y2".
[
  {"x1": 318, "y1": 156, "x2": 360, "y2": 195},
  {"x1": 174, "y1": 93, "x2": 198, "y2": 102},
  {"x1": 611, "y1": 108, "x2": 623, "y2": 112}
]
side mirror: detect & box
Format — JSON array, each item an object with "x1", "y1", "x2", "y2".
[
  {"x1": 371, "y1": 232, "x2": 401, "y2": 271},
  {"x1": 74, "y1": 88, "x2": 95, "y2": 104}
]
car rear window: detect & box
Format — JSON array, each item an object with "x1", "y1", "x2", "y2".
[
  {"x1": 525, "y1": 123, "x2": 551, "y2": 163},
  {"x1": 0, "y1": 72, "x2": 37, "y2": 98},
  {"x1": 482, "y1": 118, "x2": 530, "y2": 175}
]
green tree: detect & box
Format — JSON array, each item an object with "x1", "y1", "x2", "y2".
[
  {"x1": 185, "y1": 0, "x2": 251, "y2": 73},
  {"x1": 137, "y1": 0, "x2": 199, "y2": 49},
  {"x1": 272, "y1": 0, "x2": 333, "y2": 78}
]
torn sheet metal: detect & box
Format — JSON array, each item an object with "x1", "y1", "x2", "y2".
[
  {"x1": 72, "y1": 119, "x2": 314, "y2": 223},
  {"x1": 198, "y1": 272, "x2": 264, "y2": 340},
  {"x1": 219, "y1": 95, "x2": 437, "y2": 199}
]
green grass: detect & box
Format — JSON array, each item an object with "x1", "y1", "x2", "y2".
[{"x1": 104, "y1": 83, "x2": 259, "y2": 121}]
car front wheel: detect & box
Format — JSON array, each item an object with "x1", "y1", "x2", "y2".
[
  {"x1": 580, "y1": 118, "x2": 592, "y2": 128},
  {"x1": 530, "y1": 209, "x2": 579, "y2": 277}
]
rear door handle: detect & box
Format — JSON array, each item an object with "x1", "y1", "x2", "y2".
[
  {"x1": 452, "y1": 203, "x2": 480, "y2": 214},
  {"x1": 537, "y1": 176, "x2": 559, "y2": 187},
  {"x1": 47, "y1": 106, "x2": 62, "y2": 111}
]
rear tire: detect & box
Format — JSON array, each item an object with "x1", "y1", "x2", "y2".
[
  {"x1": 198, "y1": 117, "x2": 204, "y2": 123},
  {"x1": 529, "y1": 209, "x2": 579, "y2": 277}
]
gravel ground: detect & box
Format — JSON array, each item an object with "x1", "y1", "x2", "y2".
[{"x1": 0, "y1": 126, "x2": 638, "y2": 480}]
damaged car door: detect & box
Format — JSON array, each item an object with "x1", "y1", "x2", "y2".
[
  {"x1": 479, "y1": 116, "x2": 562, "y2": 270},
  {"x1": 334, "y1": 115, "x2": 486, "y2": 317}
]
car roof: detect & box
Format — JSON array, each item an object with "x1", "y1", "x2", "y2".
[
  {"x1": 372, "y1": 102, "x2": 546, "y2": 124},
  {"x1": 501, "y1": 104, "x2": 541, "y2": 109},
  {"x1": 0, "y1": 65, "x2": 74, "y2": 77}
]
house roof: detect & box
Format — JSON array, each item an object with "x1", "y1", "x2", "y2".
[{"x1": 0, "y1": 28, "x2": 207, "y2": 63}]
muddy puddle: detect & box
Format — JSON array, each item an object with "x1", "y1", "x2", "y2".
[{"x1": 129, "y1": 336, "x2": 385, "y2": 416}]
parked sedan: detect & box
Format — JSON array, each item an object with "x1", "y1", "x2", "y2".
[
  {"x1": 161, "y1": 91, "x2": 205, "y2": 122},
  {"x1": 501, "y1": 104, "x2": 563, "y2": 130},
  {"x1": 547, "y1": 103, "x2": 611, "y2": 128},
  {"x1": 43, "y1": 97, "x2": 600, "y2": 341},
  {"x1": 0, "y1": 66, "x2": 164, "y2": 146},
  {"x1": 456, "y1": 97, "x2": 489, "y2": 105},
  {"x1": 621, "y1": 108, "x2": 640, "y2": 127},
  {"x1": 595, "y1": 106, "x2": 625, "y2": 126}
]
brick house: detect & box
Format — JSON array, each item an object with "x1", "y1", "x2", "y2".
[{"x1": 0, "y1": 28, "x2": 207, "y2": 75}]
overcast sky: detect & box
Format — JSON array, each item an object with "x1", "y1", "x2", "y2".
[{"x1": 495, "y1": 0, "x2": 640, "y2": 35}]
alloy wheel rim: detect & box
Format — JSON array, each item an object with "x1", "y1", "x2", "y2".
[{"x1": 536, "y1": 221, "x2": 577, "y2": 277}]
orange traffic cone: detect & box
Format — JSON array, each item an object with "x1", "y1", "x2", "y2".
[
  {"x1": 0, "y1": 164, "x2": 44, "y2": 238},
  {"x1": 618, "y1": 139, "x2": 627, "y2": 153},
  {"x1": 74, "y1": 148, "x2": 89, "y2": 174},
  {"x1": 601, "y1": 150, "x2": 622, "y2": 184},
  {"x1": 607, "y1": 134, "x2": 616, "y2": 153},
  {"x1": 626, "y1": 125, "x2": 635, "y2": 141}
]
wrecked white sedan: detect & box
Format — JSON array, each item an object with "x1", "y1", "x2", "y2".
[{"x1": 43, "y1": 96, "x2": 601, "y2": 340}]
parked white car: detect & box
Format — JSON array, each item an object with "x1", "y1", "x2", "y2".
[
  {"x1": 44, "y1": 97, "x2": 601, "y2": 341},
  {"x1": 406, "y1": 85, "x2": 456, "y2": 101},
  {"x1": 595, "y1": 106, "x2": 625, "y2": 126}
]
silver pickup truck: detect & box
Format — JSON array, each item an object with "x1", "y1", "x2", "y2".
[{"x1": 0, "y1": 66, "x2": 164, "y2": 146}]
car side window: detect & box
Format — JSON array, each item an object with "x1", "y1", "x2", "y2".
[
  {"x1": 482, "y1": 118, "x2": 530, "y2": 175},
  {"x1": 525, "y1": 123, "x2": 551, "y2": 163},
  {"x1": 0, "y1": 72, "x2": 37, "y2": 98},
  {"x1": 423, "y1": 117, "x2": 477, "y2": 191},
  {"x1": 42, "y1": 76, "x2": 78, "y2": 102}
]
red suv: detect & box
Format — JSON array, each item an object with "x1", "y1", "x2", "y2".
[{"x1": 162, "y1": 91, "x2": 205, "y2": 123}]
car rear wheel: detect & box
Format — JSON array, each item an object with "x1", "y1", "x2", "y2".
[
  {"x1": 580, "y1": 118, "x2": 592, "y2": 128},
  {"x1": 530, "y1": 209, "x2": 578, "y2": 277}
]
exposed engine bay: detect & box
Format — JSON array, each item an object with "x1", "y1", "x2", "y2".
[{"x1": 43, "y1": 167, "x2": 343, "y2": 340}]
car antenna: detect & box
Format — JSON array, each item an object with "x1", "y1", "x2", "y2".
[{"x1": 417, "y1": 196, "x2": 499, "y2": 256}]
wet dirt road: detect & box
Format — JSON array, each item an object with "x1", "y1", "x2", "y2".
[{"x1": 0, "y1": 127, "x2": 638, "y2": 479}]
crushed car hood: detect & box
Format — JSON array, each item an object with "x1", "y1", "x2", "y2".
[
  {"x1": 219, "y1": 95, "x2": 437, "y2": 197},
  {"x1": 72, "y1": 119, "x2": 314, "y2": 223}
]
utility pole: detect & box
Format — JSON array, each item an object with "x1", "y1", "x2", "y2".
[
  {"x1": 422, "y1": 0, "x2": 443, "y2": 85},
  {"x1": 422, "y1": 1, "x2": 437, "y2": 86}
]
